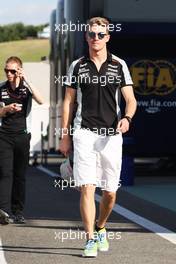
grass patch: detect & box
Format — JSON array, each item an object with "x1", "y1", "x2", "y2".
[{"x1": 0, "y1": 39, "x2": 49, "y2": 80}]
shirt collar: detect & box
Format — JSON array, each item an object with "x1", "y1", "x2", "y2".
[
  {"x1": 6, "y1": 79, "x2": 23, "y2": 92},
  {"x1": 84, "y1": 51, "x2": 112, "y2": 63}
]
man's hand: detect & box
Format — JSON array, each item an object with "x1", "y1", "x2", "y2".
[
  {"x1": 59, "y1": 135, "x2": 72, "y2": 157},
  {"x1": 16, "y1": 67, "x2": 27, "y2": 81},
  {"x1": 15, "y1": 67, "x2": 44, "y2": 104},
  {"x1": 5, "y1": 103, "x2": 22, "y2": 114},
  {"x1": 117, "y1": 118, "x2": 130, "y2": 133}
]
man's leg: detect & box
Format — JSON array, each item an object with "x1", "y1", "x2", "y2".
[
  {"x1": 95, "y1": 133, "x2": 122, "y2": 251},
  {"x1": 94, "y1": 191, "x2": 116, "y2": 252},
  {"x1": 97, "y1": 133, "x2": 122, "y2": 228},
  {"x1": 80, "y1": 184, "x2": 98, "y2": 257},
  {"x1": 80, "y1": 185, "x2": 96, "y2": 239},
  {"x1": 0, "y1": 135, "x2": 13, "y2": 224},
  {"x1": 97, "y1": 191, "x2": 116, "y2": 228},
  {"x1": 73, "y1": 129, "x2": 98, "y2": 257},
  {"x1": 11, "y1": 133, "x2": 30, "y2": 220},
  {"x1": 73, "y1": 129, "x2": 97, "y2": 239}
]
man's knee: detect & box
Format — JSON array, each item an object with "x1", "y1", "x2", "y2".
[
  {"x1": 103, "y1": 191, "x2": 116, "y2": 204},
  {"x1": 80, "y1": 184, "x2": 96, "y2": 196}
]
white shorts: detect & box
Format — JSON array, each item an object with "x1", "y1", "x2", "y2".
[{"x1": 73, "y1": 128, "x2": 123, "y2": 192}]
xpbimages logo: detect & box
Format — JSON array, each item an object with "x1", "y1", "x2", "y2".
[
  {"x1": 55, "y1": 21, "x2": 122, "y2": 34},
  {"x1": 54, "y1": 178, "x2": 122, "y2": 191},
  {"x1": 54, "y1": 229, "x2": 122, "y2": 242}
]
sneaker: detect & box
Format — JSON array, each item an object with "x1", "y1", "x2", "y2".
[
  {"x1": 0, "y1": 209, "x2": 10, "y2": 225},
  {"x1": 97, "y1": 228, "x2": 109, "y2": 252},
  {"x1": 83, "y1": 239, "x2": 98, "y2": 257},
  {"x1": 13, "y1": 214, "x2": 26, "y2": 224}
]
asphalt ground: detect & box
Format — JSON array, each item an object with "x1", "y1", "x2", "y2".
[{"x1": 0, "y1": 165, "x2": 176, "y2": 264}]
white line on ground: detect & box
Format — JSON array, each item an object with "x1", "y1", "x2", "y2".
[
  {"x1": 37, "y1": 165, "x2": 59, "y2": 177},
  {"x1": 37, "y1": 165, "x2": 176, "y2": 245},
  {"x1": 95, "y1": 194, "x2": 176, "y2": 245},
  {"x1": 0, "y1": 238, "x2": 7, "y2": 264}
]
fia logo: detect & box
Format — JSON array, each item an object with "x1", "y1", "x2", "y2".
[{"x1": 130, "y1": 60, "x2": 176, "y2": 96}]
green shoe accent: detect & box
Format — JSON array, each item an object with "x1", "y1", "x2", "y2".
[
  {"x1": 82, "y1": 239, "x2": 98, "y2": 257},
  {"x1": 97, "y1": 228, "x2": 109, "y2": 252}
]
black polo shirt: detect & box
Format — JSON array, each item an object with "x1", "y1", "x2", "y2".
[
  {"x1": 65, "y1": 52, "x2": 133, "y2": 135},
  {"x1": 0, "y1": 80, "x2": 32, "y2": 134}
]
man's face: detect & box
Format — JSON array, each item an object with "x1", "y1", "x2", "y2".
[
  {"x1": 4, "y1": 62, "x2": 19, "y2": 83},
  {"x1": 86, "y1": 24, "x2": 110, "y2": 52}
]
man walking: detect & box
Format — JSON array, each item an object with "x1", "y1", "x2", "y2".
[
  {"x1": 59, "y1": 17, "x2": 137, "y2": 257},
  {"x1": 0, "y1": 56, "x2": 43, "y2": 224}
]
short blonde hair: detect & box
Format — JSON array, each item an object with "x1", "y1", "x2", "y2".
[
  {"x1": 87, "y1": 17, "x2": 110, "y2": 34},
  {"x1": 6, "y1": 56, "x2": 23, "y2": 67}
]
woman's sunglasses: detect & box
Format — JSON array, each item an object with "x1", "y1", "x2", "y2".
[
  {"x1": 88, "y1": 32, "x2": 107, "y2": 40},
  {"x1": 4, "y1": 68, "x2": 17, "y2": 74}
]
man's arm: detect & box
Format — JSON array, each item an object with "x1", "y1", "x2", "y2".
[
  {"x1": 59, "y1": 87, "x2": 76, "y2": 156},
  {"x1": 24, "y1": 80, "x2": 44, "y2": 104},
  {"x1": 17, "y1": 68, "x2": 44, "y2": 104},
  {"x1": 117, "y1": 85, "x2": 137, "y2": 133}
]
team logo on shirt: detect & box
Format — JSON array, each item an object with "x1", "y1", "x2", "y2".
[
  {"x1": 78, "y1": 64, "x2": 90, "y2": 81},
  {"x1": 1, "y1": 89, "x2": 9, "y2": 99}
]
